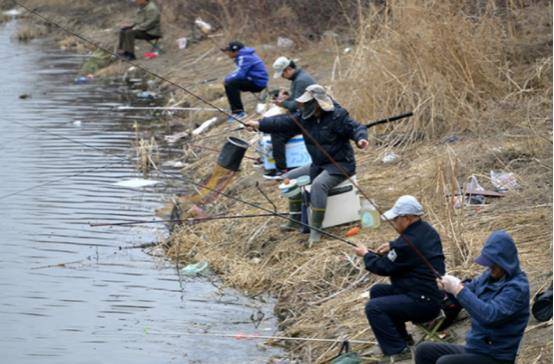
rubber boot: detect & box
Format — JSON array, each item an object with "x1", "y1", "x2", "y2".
[
  {"x1": 280, "y1": 197, "x2": 302, "y2": 231},
  {"x1": 307, "y1": 208, "x2": 326, "y2": 248}
]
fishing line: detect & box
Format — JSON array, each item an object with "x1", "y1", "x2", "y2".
[
  {"x1": 90, "y1": 212, "x2": 287, "y2": 227},
  {"x1": 8, "y1": 117, "x2": 358, "y2": 246},
  {"x1": 147, "y1": 330, "x2": 374, "y2": 345},
  {"x1": 14, "y1": 0, "x2": 248, "y2": 125},
  {"x1": 280, "y1": 111, "x2": 442, "y2": 277},
  {"x1": 0, "y1": 159, "x2": 120, "y2": 201},
  {"x1": 13, "y1": 2, "x2": 437, "y2": 269}
]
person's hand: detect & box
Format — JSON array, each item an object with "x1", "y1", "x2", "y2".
[
  {"x1": 357, "y1": 139, "x2": 369, "y2": 150},
  {"x1": 375, "y1": 243, "x2": 390, "y2": 255},
  {"x1": 244, "y1": 120, "x2": 260, "y2": 132},
  {"x1": 437, "y1": 274, "x2": 464, "y2": 296},
  {"x1": 353, "y1": 245, "x2": 369, "y2": 257}
]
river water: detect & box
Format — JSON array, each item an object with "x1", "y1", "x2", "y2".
[{"x1": 0, "y1": 20, "x2": 280, "y2": 364}]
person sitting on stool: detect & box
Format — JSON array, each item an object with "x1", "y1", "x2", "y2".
[
  {"x1": 353, "y1": 195, "x2": 446, "y2": 363},
  {"x1": 221, "y1": 41, "x2": 268, "y2": 122},
  {"x1": 117, "y1": 0, "x2": 161, "y2": 61},
  {"x1": 415, "y1": 230, "x2": 530, "y2": 364},
  {"x1": 263, "y1": 56, "x2": 316, "y2": 180},
  {"x1": 245, "y1": 84, "x2": 368, "y2": 246}
]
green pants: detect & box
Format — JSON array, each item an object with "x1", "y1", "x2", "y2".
[{"x1": 118, "y1": 28, "x2": 158, "y2": 55}]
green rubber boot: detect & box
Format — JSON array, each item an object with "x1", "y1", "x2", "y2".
[
  {"x1": 308, "y1": 208, "x2": 326, "y2": 247},
  {"x1": 280, "y1": 197, "x2": 302, "y2": 231}
]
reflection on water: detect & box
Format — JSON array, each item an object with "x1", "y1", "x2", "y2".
[{"x1": 0, "y1": 20, "x2": 280, "y2": 364}]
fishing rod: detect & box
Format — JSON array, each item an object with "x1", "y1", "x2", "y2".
[
  {"x1": 187, "y1": 143, "x2": 258, "y2": 161},
  {"x1": 365, "y1": 111, "x2": 413, "y2": 128},
  {"x1": 13, "y1": 3, "x2": 428, "y2": 260},
  {"x1": 277, "y1": 111, "x2": 442, "y2": 278},
  {"x1": 115, "y1": 106, "x2": 219, "y2": 112},
  {"x1": 9, "y1": 119, "x2": 359, "y2": 247},
  {"x1": 13, "y1": 1, "x2": 248, "y2": 126},
  {"x1": 90, "y1": 212, "x2": 287, "y2": 227}
]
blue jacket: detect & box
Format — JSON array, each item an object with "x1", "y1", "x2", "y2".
[
  {"x1": 456, "y1": 231, "x2": 530, "y2": 362},
  {"x1": 363, "y1": 220, "x2": 446, "y2": 304},
  {"x1": 224, "y1": 47, "x2": 268, "y2": 88},
  {"x1": 258, "y1": 102, "x2": 368, "y2": 179}
]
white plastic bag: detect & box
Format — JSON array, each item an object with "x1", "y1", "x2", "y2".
[{"x1": 490, "y1": 170, "x2": 519, "y2": 192}]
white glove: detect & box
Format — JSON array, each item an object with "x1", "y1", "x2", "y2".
[{"x1": 439, "y1": 274, "x2": 463, "y2": 295}]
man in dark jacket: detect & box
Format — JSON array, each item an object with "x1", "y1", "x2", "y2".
[
  {"x1": 353, "y1": 195, "x2": 446, "y2": 363},
  {"x1": 222, "y1": 41, "x2": 269, "y2": 121},
  {"x1": 245, "y1": 85, "x2": 368, "y2": 245},
  {"x1": 415, "y1": 230, "x2": 530, "y2": 364},
  {"x1": 263, "y1": 57, "x2": 316, "y2": 180},
  {"x1": 118, "y1": 0, "x2": 162, "y2": 61}
]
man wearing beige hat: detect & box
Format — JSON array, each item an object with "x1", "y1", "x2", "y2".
[
  {"x1": 245, "y1": 84, "x2": 369, "y2": 246},
  {"x1": 263, "y1": 57, "x2": 316, "y2": 179}
]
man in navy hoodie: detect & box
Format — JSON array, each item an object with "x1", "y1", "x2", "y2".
[
  {"x1": 415, "y1": 230, "x2": 530, "y2": 364},
  {"x1": 221, "y1": 41, "x2": 269, "y2": 121}
]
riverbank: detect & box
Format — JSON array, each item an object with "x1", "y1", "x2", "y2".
[{"x1": 8, "y1": 1, "x2": 553, "y2": 363}]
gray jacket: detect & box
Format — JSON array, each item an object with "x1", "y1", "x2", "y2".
[{"x1": 281, "y1": 68, "x2": 316, "y2": 112}]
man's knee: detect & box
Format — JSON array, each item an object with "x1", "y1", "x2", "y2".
[
  {"x1": 365, "y1": 299, "x2": 383, "y2": 319},
  {"x1": 414, "y1": 342, "x2": 434, "y2": 364},
  {"x1": 370, "y1": 284, "x2": 392, "y2": 299}
]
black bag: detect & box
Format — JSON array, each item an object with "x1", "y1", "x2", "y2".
[{"x1": 532, "y1": 283, "x2": 553, "y2": 322}]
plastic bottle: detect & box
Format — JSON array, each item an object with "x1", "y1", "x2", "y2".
[{"x1": 360, "y1": 198, "x2": 380, "y2": 229}]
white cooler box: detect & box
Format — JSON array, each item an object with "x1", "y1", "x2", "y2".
[
  {"x1": 306, "y1": 176, "x2": 361, "y2": 228},
  {"x1": 259, "y1": 134, "x2": 312, "y2": 170}
]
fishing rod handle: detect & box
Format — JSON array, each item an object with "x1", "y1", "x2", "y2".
[{"x1": 366, "y1": 111, "x2": 413, "y2": 128}]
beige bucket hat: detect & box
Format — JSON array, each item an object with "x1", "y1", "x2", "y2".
[{"x1": 295, "y1": 84, "x2": 334, "y2": 112}]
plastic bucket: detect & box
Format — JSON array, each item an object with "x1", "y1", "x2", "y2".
[{"x1": 217, "y1": 137, "x2": 249, "y2": 171}]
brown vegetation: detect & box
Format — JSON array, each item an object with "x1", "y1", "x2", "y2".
[{"x1": 13, "y1": 0, "x2": 553, "y2": 362}]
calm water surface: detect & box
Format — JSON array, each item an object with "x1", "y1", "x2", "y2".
[{"x1": 0, "y1": 20, "x2": 280, "y2": 364}]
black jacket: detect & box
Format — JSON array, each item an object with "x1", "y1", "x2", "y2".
[
  {"x1": 258, "y1": 102, "x2": 368, "y2": 179},
  {"x1": 281, "y1": 69, "x2": 316, "y2": 112},
  {"x1": 363, "y1": 220, "x2": 446, "y2": 303}
]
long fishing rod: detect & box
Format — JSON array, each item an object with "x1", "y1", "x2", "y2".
[
  {"x1": 115, "y1": 106, "x2": 218, "y2": 112},
  {"x1": 13, "y1": 3, "x2": 422, "y2": 257},
  {"x1": 365, "y1": 111, "x2": 413, "y2": 128},
  {"x1": 278, "y1": 111, "x2": 442, "y2": 278},
  {"x1": 188, "y1": 143, "x2": 258, "y2": 161},
  {"x1": 13, "y1": 1, "x2": 248, "y2": 126},
  {"x1": 90, "y1": 212, "x2": 287, "y2": 227},
  {"x1": 8, "y1": 118, "x2": 359, "y2": 247}
]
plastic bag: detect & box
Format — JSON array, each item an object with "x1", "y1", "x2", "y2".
[{"x1": 490, "y1": 170, "x2": 519, "y2": 192}]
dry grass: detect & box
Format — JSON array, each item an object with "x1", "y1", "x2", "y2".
[
  {"x1": 14, "y1": 20, "x2": 47, "y2": 42},
  {"x1": 20, "y1": 0, "x2": 553, "y2": 362},
  {"x1": 162, "y1": 1, "x2": 552, "y2": 362}
]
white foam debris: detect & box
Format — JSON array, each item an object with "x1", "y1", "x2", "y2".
[{"x1": 114, "y1": 178, "x2": 161, "y2": 188}]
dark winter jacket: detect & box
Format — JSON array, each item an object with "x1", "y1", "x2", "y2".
[
  {"x1": 134, "y1": 0, "x2": 161, "y2": 37},
  {"x1": 224, "y1": 47, "x2": 268, "y2": 88},
  {"x1": 281, "y1": 69, "x2": 316, "y2": 112},
  {"x1": 258, "y1": 102, "x2": 367, "y2": 179},
  {"x1": 457, "y1": 231, "x2": 530, "y2": 362},
  {"x1": 363, "y1": 220, "x2": 446, "y2": 304}
]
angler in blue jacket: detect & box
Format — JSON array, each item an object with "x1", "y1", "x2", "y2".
[
  {"x1": 353, "y1": 195, "x2": 446, "y2": 363},
  {"x1": 415, "y1": 230, "x2": 530, "y2": 364},
  {"x1": 221, "y1": 41, "x2": 268, "y2": 121}
]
